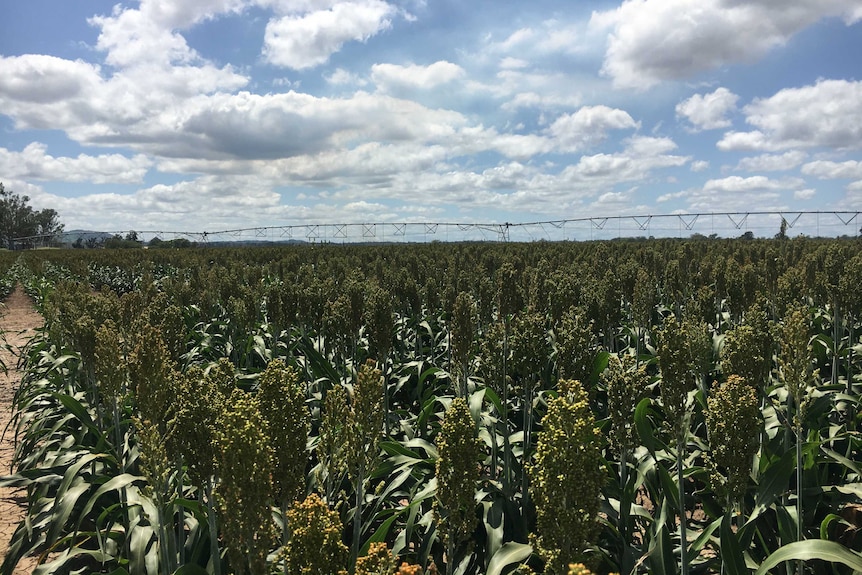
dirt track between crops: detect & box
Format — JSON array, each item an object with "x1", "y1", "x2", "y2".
[{"x1": 0, "y1": 286, "x2": 43, "y2": 575}]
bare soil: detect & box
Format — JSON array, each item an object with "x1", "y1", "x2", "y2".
[{"x1": 0, "y1": 286, "x2": 44, "y2": 575}]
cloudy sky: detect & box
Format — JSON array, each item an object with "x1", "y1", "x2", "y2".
[{"x1": 2, "y1": 0, "x2": 862, "y2": 237}]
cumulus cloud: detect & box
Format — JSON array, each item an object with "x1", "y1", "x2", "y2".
[
  {"x1": 546, "y1": 105, "x2": 640, "y2": 152},
  {"x1": 679, "y1": 174, "x2": 810, "y2": 212},
  {"x1": 736, "y1": 151, "x2": 808, "y2": 172},
  {"x1": 0, "y1": 143, "x2": 152, "y2": 184},
  {"x1": 263, "y1": 0, "x2": 396, "y2": 69},
  {"x1": 718, "y1": 79, "x2": 862, "y2": 151},
  {"x1": 0, "y1": 54, "x2": 474, "y2": 163},
  {"x1": 591, "y1": 0, "x2": 862, "y2": 90},
  {"x1": 676, "y1": 87, "x2": 738, "y2": 131},
  {"x1": 690, "y1": 160, "x2": 710, "y2": 172},
  {"x1": 325, "y1": 68, "x2": 366, "y2": 85},
  {"x1": 801, "y1": 159, "x2": 862, "y2": 179},
  {"x1": 703, "y1": 175, "x2": 805, "y2": 193},
  {"x1": 0, "y1": 55, "x2": 104, "y2": 130},
  {"x1": 371, "y1": 61, "x2": 465, "y2": 91},
  {"x1": 561, "y1": 136, "x2": 689, "y2": 184}
]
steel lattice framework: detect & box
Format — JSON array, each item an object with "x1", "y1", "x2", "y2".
[{"x1": 14, "y1": 210, "x2": 862, "y2": 246}]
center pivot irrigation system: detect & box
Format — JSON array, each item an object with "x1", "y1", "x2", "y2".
[{"x1": 16, "y1": 210, "x2": 862, "y2": 246}]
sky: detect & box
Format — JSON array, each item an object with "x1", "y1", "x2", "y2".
[{"x1": 1, "y1": 0, "x2": 862, "y2": 239}]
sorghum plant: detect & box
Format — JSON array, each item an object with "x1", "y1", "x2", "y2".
[
  {"x1": 657, "y1": 314, "x2": 704, "y2": 575},
  {"x1": 554, "y1": 306, "x2": 596, "y2": 385},
  {"x1": 450, "y1": 291, "x2": 476, "y2": 398},
  {"x1": 347, "y1": 360, "x2": 385, "y2": 566},
  {"x1": 530, "y1": 379, "x2": 603, "y2": 574},
  {"x1": 257, "y1": 359, "x2": 310, "y2": 510},
  {"x1": 706, "y1": 374, "x2": 761, "y2": 509},
  {"x1": 778, "y1": 302, "x2": 813, "y2": 570},
  {"x1": 317, "y1": 382, "x2": 350, "y2": 506},
  {"x1": 434, "y1": 397, "x2": 481, "y2": 575},
  {"x1": 602, "y1": 353, "x2": 649, "y2": 570},
  {"x1": 213, "y1": 388, "x2": 276, "y2": 575}
]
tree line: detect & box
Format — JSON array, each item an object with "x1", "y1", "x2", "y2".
[{"x1": 0, "y1": 183, "x2": 64, "y2": 249}]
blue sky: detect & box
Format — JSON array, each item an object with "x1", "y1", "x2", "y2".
[{"x1": 1, "y1": 0, "x2": 862, "y2": 238}]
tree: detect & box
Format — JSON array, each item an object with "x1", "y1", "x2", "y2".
[{"x1": 0, "y1": 183, "x2": 64, "y2": 249}]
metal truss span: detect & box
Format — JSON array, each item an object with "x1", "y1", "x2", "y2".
[{"x1": 15, "y1": 211, "x2": 862, "y2": 246}]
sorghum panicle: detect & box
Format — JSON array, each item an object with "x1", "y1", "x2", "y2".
[
  {"x1": 554, "y1": 307, "x2": 596, "y2": 385},
  {"x1": 355, "y1": 542, "x2": 397, "y2": 575},
  {"x1": 213, "y1": 388, "x2": 276, "y2": 575},
  {"x1": 530, "y1": 379, "x2": 603, "y2": 574},
  {"x1": 603, "y1": 354, "x2": 649, "y2": 456},
  {"x1": 706, "y1": 374, "x2": 761, "y2": 504},
  {"x1": 657, "y1": 315, "x2": 691, "y2": 440},
  {"x1": 778, "y1": 303, "x2": 813, "y2": 426},
  {"x1": 94, "y1": 319, "x2": 126, "y2": 401},
  {"x1": 283, "y1": 493, "x2": 349, "y2": 575},
  {"x1": 257, "y1": 359, "x2": 310, "y2": 508},
  {"x1": 434, "y1": 397, "x2": 481, "y2": 552},
  {"x1": 347, "y1": 360, "x2": 385, "y2": 482}
]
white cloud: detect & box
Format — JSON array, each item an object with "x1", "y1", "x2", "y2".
[
  {"x1": 371, "y1": 61, "x2": 465, "y2": 91},
  {"x1": 498, "y1": 28, "x2": 534, "y2": 51},
  {"x1": 491, "y1": 20, "x2": 588, "y2": 57},
  {"x1": 716, "y1": 130, "x2": 769, "y2": 151},
  {"x1": 0, "y1": 54, "x2": 477, "y2": 163},
  {"x1": 491, "y1": 69, "x2": 585, "y2": 112},
  {"x1": 801, "y1": 159, "x2": 862, "y2": 179},
  {"x1": 499, "y1": 57, "x2": 528, "y2": 70},
  {"x1": 263, "y1": 0, "x2": 396, "y2": 70},
  {"x1": 0, "y1": 143, "x2": 152, "y2": 184},
  {"x1": 718, "y1": 79, "x2": 862, "y2": 151},
  {"x1": 91, "y1": 6, "x2": 195, "y2": 67},
  {"x1": 325, "y1": 68, "x2": 366, "y2": 86},
  {"x1": 736, "y1": 151, "x2": 808, "y2": 172},
  {"x1": 0, "y1": 55, "x2": 103, "y2": 129},
  {"x1": 562, "y1": 136, "x2": 689, "y2": 184},
  {"x1": 676, "y1": 87, "x2": 738, "y2": 131},
  {"x1": 501, "y1": 92, "x2": 582, "y2": 112},
  {"x1": 0, "y1": 54, "x2": 247, "y2": 140},
  {"x1": 703, "y1": 175, "x2": 805, "y2": 193},
  {"x1": 546, "y1": 105, "x2": 640, "y2": 152},
  {"x1": 794, "y1": 189, "x2": 816, "y2": 200},
  {"x1": 591, "y1": 0, "x2": 862, "y2": 90},
  {"x1": 690, "y1": 160, "x2": 710, "y2": 172},
  {"x1": 657, "y1": 190, "x2": 687, "y2": 202}
]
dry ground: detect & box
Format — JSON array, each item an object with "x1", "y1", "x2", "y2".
[{"x1": 0, "y1": 286, "x2": 44, "y2": 575}]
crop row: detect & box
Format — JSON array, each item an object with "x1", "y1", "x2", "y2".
[{"x1": 0, "y1": 237, "x2": 861, "y2": 575}]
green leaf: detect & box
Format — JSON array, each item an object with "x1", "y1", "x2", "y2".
[
  {"x1": 172, "y1": 565, "x2": 208, "y2": 575},
  {"x1": 745, "y1": 450, "x2": 795, "y2": 526},
  {"x1": 485, "y1": 542, "x2": 532, "y2": 575},
  {"x1": 820, "y1": 513, "x2": 852, "y2": 541},
  {"x1": 754, "y1": 540, "x2": 862, "y2": 575},
  {"x1": 75, "y1": 473, "x2": 145, "y2": 534},
  {"x1": 720, "y1": 513, "x2": 748, "y2": 575},
  {"x1": 634, "y1": 397, "x2": 658, "y2": 457}
]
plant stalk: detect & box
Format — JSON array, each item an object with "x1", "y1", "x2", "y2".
[
  {"x1": 678, "y1": 432, "x2": 689, "y2": 575},
  {"x1": 207, "y1": 477, "x2": 221, "y2": 575}
]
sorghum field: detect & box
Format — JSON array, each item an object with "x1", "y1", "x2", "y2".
[{"x1": 2, "y1": 237, "x2": 862, "y2": 575}]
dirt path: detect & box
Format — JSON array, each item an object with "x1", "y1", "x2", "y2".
[{"x1": 0, "y1": 286, "x2": 44, "y2": 575}]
